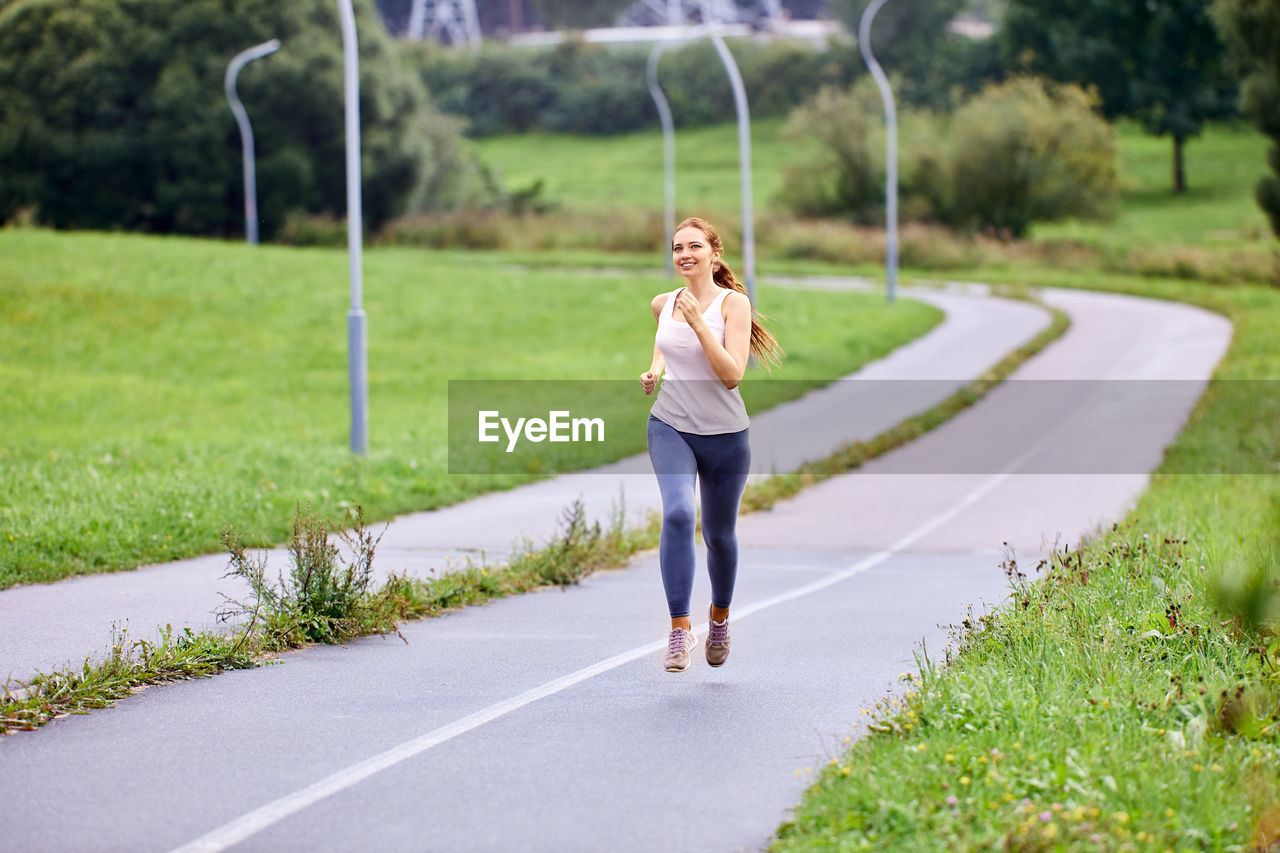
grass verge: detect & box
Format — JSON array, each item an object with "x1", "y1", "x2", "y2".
[
  {"x1": 1, "y1": 497, "x2": 659, "y2": 734},
  {"x1": 771, "y1": 271, "x2": 1280, "y2": 851}
]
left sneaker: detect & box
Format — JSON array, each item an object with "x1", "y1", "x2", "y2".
[{"x1": 705, "y1": 611, "x2": 730, "y2": 667}]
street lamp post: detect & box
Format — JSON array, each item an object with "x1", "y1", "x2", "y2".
[
  {"x1": 337, "y1": 0, "x2": 368, "y2": 456},
  {"x1": 707, "y1": 29, "x2": 756, "y2": 305},
  {"x1": 859, "y1": 0, "x2": 898, "y2": 303},
  {"x1": 646, "y1": 40, "x2": 677, "y2": 277},
  {"x1": 224, "y1": 39, "x2": 280, "y2": 246}
]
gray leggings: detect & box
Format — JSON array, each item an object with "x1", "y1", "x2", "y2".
[{"x1": 646, "y1": 415, "x2": 751, "y2": 619}]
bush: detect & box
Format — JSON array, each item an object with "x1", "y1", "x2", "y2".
[
  {"x1": 778, "y1": 75, "x2": 1117, "y2": 238},
  {"x1": 412, "y1": 37, "x2": 851, "y2": 137},
  {"x1": 0, "y1": 0, "x2": 488, "y2": 239},
  {"x1": 949, "y1": 77, "x2": 1118, "y2": 237},
  {"x1": 777, "y1": 79, "x2": 952, "y2": 225}
]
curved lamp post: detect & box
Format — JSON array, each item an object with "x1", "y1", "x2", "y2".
[
  {"x1": 646, "y1": 40, "x2": 678, "y2": 277},
  {"x1": 224, "y1": 39, "x2": 281, "y2": 245},
  {"x1": 337, "y1": 0, "x2": 368, "y2": 456},
  {"x1": 859, "y1": 0, "x2": 897, "y2": 303}
]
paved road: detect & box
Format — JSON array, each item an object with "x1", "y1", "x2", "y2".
[
  {"x1": 2, "y1": 285, "x2": 1045, "y2": 683},
  {"x1": 0, "y1": 284, "x2": 1231, "y2": 853}
]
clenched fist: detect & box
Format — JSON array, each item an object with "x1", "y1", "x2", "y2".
[{"x1": 640, "y1": 371, "x2": 659, "y2": 395}]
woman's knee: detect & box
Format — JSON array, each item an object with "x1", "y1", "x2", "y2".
[
  {"x1": 663, "y1": 503, "x2": 696, "y2": 535},
  {"x1": 702, "y1": 528, "x2": 737, "y2": 555}
]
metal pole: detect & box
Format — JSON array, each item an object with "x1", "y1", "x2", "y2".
[
  {"x1": 224, "y1": 39, "x2": 280, "y2": 246},
  {"x1": 337, "y1": 0, "x2": 368, "y2": 456},
  {"x1": 859, "y1": 0, "x2": 897, "y2": 304},
  {"x1": 646, "y1": 41, "x2": 677, "y2": 277},
  {"x1": 707, "y1": 30, "x2": 755, "y2": 305}
]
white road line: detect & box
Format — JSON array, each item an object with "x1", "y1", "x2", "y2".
[{"x1": 171, "y1": 463, "x2": 1036, "y2": 853}]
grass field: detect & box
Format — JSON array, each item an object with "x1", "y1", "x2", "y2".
[
  {"x1": 0, "y1": 229, "x2": 941, "y2": 588},
  {"x1": 472, "y1": 119, "x2": 1272, "y2": 256}
]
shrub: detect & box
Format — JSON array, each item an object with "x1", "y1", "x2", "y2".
[
  {"x1": 949, "y1": 77, "x2": 1118, "y2": 237},
  {"x1": 777, "y1": 79, "x2": 951, "y2": 225},
  {"x1": 412, "y1": 37, "x2": 848, "y2": 137}
]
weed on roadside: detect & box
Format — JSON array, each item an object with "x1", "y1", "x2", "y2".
[
  {"x1": 0, "y1": 626, "x2": 256, "y2": 733},
  {"x1": 218, "y1": 503, "x2": 400, "y2": 650}
]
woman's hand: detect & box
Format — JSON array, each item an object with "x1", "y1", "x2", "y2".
[
  {"x1": 674, "y1": 289, "x2": 706, "y2": 328},
  {"x1": 640, "y1": 371, "x2": 659, "y2": 395}
]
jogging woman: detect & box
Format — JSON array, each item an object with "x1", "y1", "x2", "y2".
[{"x1": 640, "y1": 217, "x2": 782, "y2": 672}]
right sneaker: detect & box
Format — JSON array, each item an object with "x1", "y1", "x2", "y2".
[
  {"x1": 705, "y1": 612, "x2": 730, "y2": 667},
  {"x1": 663, "y1": 627, "x2": 698, "y2": 672}
]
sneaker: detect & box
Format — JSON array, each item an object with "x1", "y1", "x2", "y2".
[
  {"x1": 705, "y1": 612, "x2": 730, "y2": 667},
  {"x1": 663, "y1": 627, "x2": 697, "y2": 672}
]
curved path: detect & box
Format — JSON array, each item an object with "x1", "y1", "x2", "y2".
[{"x1": 0, "y1": 283, "x2": 1231, "y2": 853}]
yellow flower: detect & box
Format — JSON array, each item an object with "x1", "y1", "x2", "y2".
[
  {"x1": 841, "y1": 766, "x2": 852, "y2": 776},
  {"x1": 1115, "y1": 811, "x2": 1130, "y2": 824},
  {"x1": 1165, "y1": 808, "x2": 1175, "y2": 818},
  {"x1": 978, "y1": 756, "x2": 988, "y2": 764},
  {"x1": 1193, "y1": 764, "x2": 1204, "y2": 772},
  {"x1": 945, "y1": 754, "x2": 955, "y2": 762},
  {"x1": 828, "y1": 759, "x2": 838, "y2": 766},
  {"x1": 1212, "y1": 764, "x2": 1222, "y2": 772},
  {"x1": 960, "y1": 776, "x2": 971, "y2": 785},
  {"x1": 1043, "y1": 824, "x2": 1058, "y2": 839}
]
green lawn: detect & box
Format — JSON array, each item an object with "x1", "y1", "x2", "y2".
[
  {"x1": 472, "y1": 119, "x2": 1272, "y2": 254},
  {"x1": 0, "y1": 229, "x2": 940, "y2": 588},
  {"x1": 472, "y1": 117, "x2": 813, "y2": 220}
]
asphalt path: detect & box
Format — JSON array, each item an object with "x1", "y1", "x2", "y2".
[{"x1": 0, "y1": 283, "x2": 1231, "y2": 852}]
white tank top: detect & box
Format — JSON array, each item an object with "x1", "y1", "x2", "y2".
[{"x1": 649, "y1": 287, "x2": 750, "y2": 435}]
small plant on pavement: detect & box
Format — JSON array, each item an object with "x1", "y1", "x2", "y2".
[
  {"x1": 0, "y1": 626, "x2": 256, "y2": 733},
  {"x1": 219, "y1": 503, "x2": 401, "y2": 650}
]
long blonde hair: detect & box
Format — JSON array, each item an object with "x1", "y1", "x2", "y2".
[{"x1": 675, "y1": 216, "x2": 783, "y2": 369}]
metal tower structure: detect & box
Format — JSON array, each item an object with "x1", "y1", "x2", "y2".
[
  {"x1": 407, "y1": 0, "x2": 481, "y2": 47},
  {"x1": 620, "y1": 0, "x2": 783, "y2": 28}
]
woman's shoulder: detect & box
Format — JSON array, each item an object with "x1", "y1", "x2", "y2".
[{"x1": 651, "y1": 290, "x2": 675, "y2": 320}]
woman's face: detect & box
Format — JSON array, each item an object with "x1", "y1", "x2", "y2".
[{"x1": 672, "y1": 227, "x2": 717, "y2": 279}]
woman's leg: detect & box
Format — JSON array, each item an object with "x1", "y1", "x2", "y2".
[
  {"x1": 693, "y1": 428, "x2": 751, "y2": 613},
  {"x1": 647, "y1": 417, "x2": 698, "y2": 626}
]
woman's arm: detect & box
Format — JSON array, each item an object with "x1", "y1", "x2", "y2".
[
  {"x1": 678, "y1": 290, "x2": 751, "y2": 390},
  {"x1": 640, "y1": 292, "x2": 669, "y2": 395}
]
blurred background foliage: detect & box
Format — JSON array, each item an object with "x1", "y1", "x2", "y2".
[
  {"x1": 0, "y1": 0, "x2": 492, "y2": 240},
  {"x1": 3, "y1": 0, "x2": 1277, "y2": 242}
]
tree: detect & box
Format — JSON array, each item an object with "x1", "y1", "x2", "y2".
[
  {"x1": 1213, "y1": 0, "x2": 1280, "y2": 238},
  {"x1": 1004, "y1": 0, "x2": 1236, "y2": 192},
  {"x1": 0, "y1": 0, "x2": 480, "y2": 238}
]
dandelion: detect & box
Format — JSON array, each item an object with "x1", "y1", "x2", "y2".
[
  {"x1": 1193, "y1": 764, "x2": 1203, "y2": 772},
  {"x1": 829, "y1": 759, "x2": 838, "y2": 766},
  {"x1": 841, "y1": 766, "x2": 851, "y2": 777},
  {"x1": 1211, "y1": 764, "x2": 1222, "y2": 772},
  {"x1": 978, "y1": 756, "x2": 988, "y2": 764},
  {"x1": 961, "y1": 777, "x2": 971, "y2": 785},
  {"x1": 1114, "y1": 811, "x2": 1130, "y2": 824},
  {"x1": 945, "y1": 754, "x2": 955, "y2": 762},
  {"x1": 1165, "y1": 808, "x2": 1175, "y2": 818}
]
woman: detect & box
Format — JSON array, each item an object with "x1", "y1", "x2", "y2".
[{"x1": 640, "y1": 217, "x2": 782, "y2": 673}]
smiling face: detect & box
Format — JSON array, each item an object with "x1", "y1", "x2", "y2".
[{"x1": 671, "y1": 226, "x2": 719, "y2": 280}]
